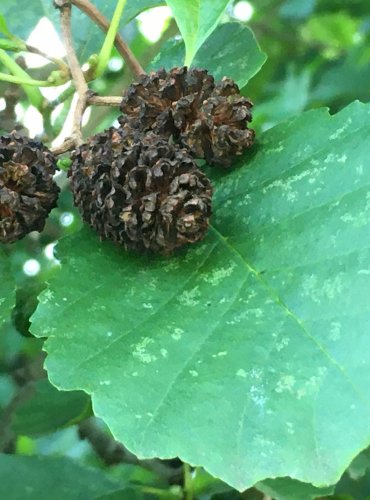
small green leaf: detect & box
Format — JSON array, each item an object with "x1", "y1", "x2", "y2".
[
  {"x1": 0, "y1": 49, "x2": 44, "y2": 108},
  {"x1": 279, "y1": 0, "x2": 316, "y2": 20},
  {"x1": 11, "y1": 379, "x2": 89, "y2": 437},
  {"x1": 96, "y1": 490, "x2": 146, "y2": 500},
  {"x1": 347, "y1": 447, "x2": 370, "y2": 480},
  {"x1": 0, "y1": 14, "x2": 16, "y2": 40},
  {"x1": 124, "y1": 0, "x2": 166, "y2": 24},
  {"x1": 302, "y1": 12, "x2": 360, "y2": 53},
  {"x1": 0, "y1": 37, "x2": 25, "y2": 51},
  {"x1": 0, "y1": 249, "x2": 15, "y2": 329},
  {"x1": 57, "y1": 158, "x2": 73, "y2": 171},
  {"x1": 335, "y1": 468, "x2": 370, "y2": 499},
  {"x1": 165, "y1": 0, "x2": 230, "y2": 66},
  {"x1": 149, "y1": 22, "x2": 266, "y2": 89},
  {"x1": 0, "y1": 454, "x2": 123, "y2": 500}
]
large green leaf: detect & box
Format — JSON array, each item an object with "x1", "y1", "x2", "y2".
[
  {"x1": 0, "y1": 454, "x2": 123, "y2": 500},
  {"x1": 31, "y1": 100, "x2": 370, "y2": 490},
  {"x1": 165, "y1": 0, "x2": 230, "y2": 65},
  {"x1": 149, "y1": 23, "x2": 266, "y2": 89},
  {"x1": 0, "y1": 249, "x2": 15, "y2": 329}
]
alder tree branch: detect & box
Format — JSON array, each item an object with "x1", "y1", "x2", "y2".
[
  {"x1": 71, "y1": 0, "x2": 145, "y2": 77},
  {"x1": 51, "y1": 137, "x2": 76, "y2": 156},
  {"x1": 25, "y1": 44, "x2": 70, "y2": 74},
  {"x1": 88, "y1": 95, "x2": 122, "y2": 106},
  {"x1": 78, "y1": 417, "x2": 183, "y2": 485},
  {"x1": 83, "y1": 18, "x2": 178, "y2": 138},
  {"x1": 0, "y1": 383, "x2": 35, "y2": 452},
  {"x1": 50, "y1": 0, "x2": 142, "y2": 155},
  {"x1": 49, "y1": 93, "x2": 122, "y2": 155},
  {"x1": 59, "y1": 2, "x2": 89, "y2": 147}
]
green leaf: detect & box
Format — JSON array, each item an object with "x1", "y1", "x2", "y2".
[
  {"x1": 0, "y1": 1, "x2": 44, "y2": 40},
  {"x1": 253, "y1": 68, "x2": 311, "y2": 131},
  {"x1": 31, "y1": 100, "x2": 370, "y2": 491},
  {"x1": 11, "y1": 379, "x2": 89, "y2": 437},
  {"x1": 165, "y1": 0, "x2": 230, "y2": 65},
  {"x1": 302, "y1": 12, "x2": 360, "y2": 51},
  {"x1": 257, "y1": 477, "x2": 334, "y2": 500},
  {"x1": 0, "y1": 38, "x2": 25, "y2": 51},
  {"x1": 38, "y1": 0, "x2": 116, "y2": 60},
  {"x1": 149, "y1": 23, "x2": 266, "y2": 89},
  {"x1": 0, "y1": 0, "x2": 154, "y2": 60},
  {"x1": 96, "y1": 490, "x2": 146, "y2": 500},
  {"x1": 335, "y1": 469, "x2": 370, "y2": 500},
  {"x1": 0, "y1": 249, "x2": 15, "y2": 329},
  {"x1": 0, "y1": 14, "x2": 14, "y2": 39},
  {"x1": 311, "y1": 46, "x2": 370, "y2": 105},
  {"x1": 279, "y1": 0, "x2": 316, "y2": 20},
  {"x1": 124, "y1": 0, "x2": 166, "y2": 24},
  {"x1": 347, "y1": 447, "x2": 370, "y2": 480},
  {"x1": 0, "y1": 454, "x2": 123, "y2": 500}
]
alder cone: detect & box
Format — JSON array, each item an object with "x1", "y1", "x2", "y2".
[
  {"x1": 119, "y1": 66, "x2": 254, "y2": 167},
  {"x1": 0, "y1": 133, "x2": 59, "y2": 244},
  {"x1": 69, "y1": 127, "x2": 213, "y2": 254}
]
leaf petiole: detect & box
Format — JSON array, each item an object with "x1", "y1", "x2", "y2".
[
  {"x1": 95, "y1": 0, "x2": 127, "y2": 77},
  {"x1": 0, "y1": 71, "x2": 55, "y2": 88},
  {"x1": 0, "y1": 49, "x2": 44, "y2": 108}
]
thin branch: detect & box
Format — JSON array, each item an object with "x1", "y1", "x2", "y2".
[
  {"x1": 25, "y1": 44, "x2": 69, "y2": 74},
  {"x1": 71, "y1": 0, "x2": 145, "y2": 77},
  {"x1": 82, "y1": 18, "x2": 178, "y2": 138},
  {"x1": 59, "y1": 2, "x2": 89, "y2": 147},
  {"x1": 78, "y1": 418, "x2": 183, "y2": 484},
  {"x1": 88, "y1": 95, "x2": 122, "y2": 106},
  {"x1": 50, "y1": 137, "x2": 76, "y2": 155},
  {"x1": 0, "y1": 383, "x2": 35, "y2": 452},
  {"x1": 49, "y1": 93, "x2": 121, "y2": 155}
]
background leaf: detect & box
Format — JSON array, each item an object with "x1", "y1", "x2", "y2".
[
  {"x1": 165, "y1": 0, "x2": 230, "y2": 65},
  {"x1": 0, "y1": 249, "x2": 15, "y2": 329},
  {"x1": 0, "y1": 454, "x2": 123, "y2": 500},
  {"x1": 149, "y1": 22, "x2": 266, "y2": 89},
  {"x1": 0, "y1": 0, "x2": 105, "y2": 58},
  {"x1": 31, "y1": 100, "x2": 370, "y2": 490},
  {"x1": 0, "y1": 0, "x2": 44, "y2": 40},
  {"x1": 11, "y1": 379, "x2": 89, "y2": 437},
  {"x1": 123, "y1": 0, "x2": 166, "y2": 25},
  {"x1": 0, "y1": 14, "x2": 14, "y2": 39},
  {"x1": 257, "y1": 477, "x2": 334, "y2": 499}
]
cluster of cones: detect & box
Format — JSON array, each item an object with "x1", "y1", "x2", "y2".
[{"x1": 1, "y1": 67, "x2": 255, "y2": 253}]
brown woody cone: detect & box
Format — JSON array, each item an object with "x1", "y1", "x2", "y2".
[
  {"x1": 119, "y1": 67, "x2": 254, "y2": 167},
  {"x1": 0, "y1": 133, "x2": 59, "y2": 244},
  {"x1": 69, "y1": 127, "x2": 213, "y2": 254}
]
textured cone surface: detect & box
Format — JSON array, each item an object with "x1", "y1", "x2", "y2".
[
  {"x1": 119, "y1": 67, "x2": 254, "y2": 167},
  {"x1": 0, "y1": 133, "x2": 59, "y2": 244},
  {"x1": 69, "y1": 127, "x2": 213, "y2": 253}
]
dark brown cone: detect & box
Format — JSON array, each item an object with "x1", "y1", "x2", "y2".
[
  {"x1": 0, "y1": 133, "x2": 59, "y2": 244},
  {"x1": 119, "y1": 67, "x2": 254, "y2": 167},
  {"x1": 69, "y1": 127, "x2": 213, "y2": 254}
]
